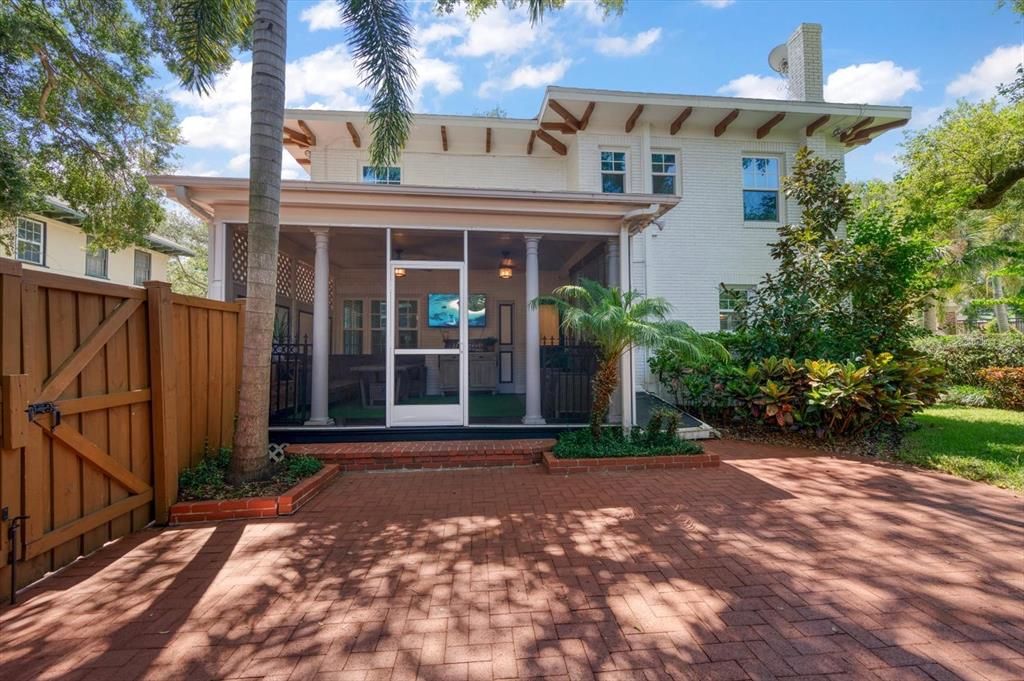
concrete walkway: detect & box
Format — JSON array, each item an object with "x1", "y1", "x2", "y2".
[{"x1": 1, "y1": 441, "x2": 1021, "y2": 680}]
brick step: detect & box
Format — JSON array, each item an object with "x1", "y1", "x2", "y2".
[{"x1": 287, "y1": 438, "x2": 556, "y2": 472}]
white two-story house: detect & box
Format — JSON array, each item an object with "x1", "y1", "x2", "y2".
[{"x1": 152, "y1": 23, "x2": 909, "y2": 437}]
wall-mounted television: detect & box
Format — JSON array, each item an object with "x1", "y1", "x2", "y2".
[{"x1": 428, "y1": 293, "x2": 486, "y2": 327}]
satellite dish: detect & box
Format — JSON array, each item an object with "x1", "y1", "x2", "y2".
[{"x1": 768, "y1": 44, "x2": 789, "y2": 75}]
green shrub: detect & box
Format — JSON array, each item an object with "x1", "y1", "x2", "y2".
[
  {"x1": 283, "y1": 455, "x2": 324, "y2": 482},
  {"x1": 178, "y1": 447, "x2": 232, "y2": 500},
  {"x1": 911, "y1": 333, "x2": 1024, "y2": 386},
  {"x1": 978, "y1": 367, "x2": 1024, "y2": 411},
  {"x1": 650, "y1": 350, "x2": 945, "y2": 437},
  {"x1": 553, "y1": 427, "x2": 701, "y2": 459},
  {"x1": 940, "y1": 385, "x2": 992, "y2": 408}
]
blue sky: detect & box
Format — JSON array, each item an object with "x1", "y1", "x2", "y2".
[{"x1": 168, "y1": 0, "x2": 1024, "y2": 183}]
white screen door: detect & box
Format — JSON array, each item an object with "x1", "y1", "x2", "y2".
[{"x1": 387, "y1": 260, "x2": 467, "y2": 426}]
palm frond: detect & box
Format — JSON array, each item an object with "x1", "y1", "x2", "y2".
[
  {"x1": 168, "y1": 0, "x2": 254, "y2": 94},
  {"x1": 339, "y1": 0, "x2": 416, "y2": 168}
]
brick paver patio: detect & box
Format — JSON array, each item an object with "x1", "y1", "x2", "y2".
[{"x1": 2, "y1": 441, "x2": 1022, "y2": 680}]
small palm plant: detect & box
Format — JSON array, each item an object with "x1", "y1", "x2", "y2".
[{"x1": 533, "y1": 279, "x2": 728, "y2": 441}]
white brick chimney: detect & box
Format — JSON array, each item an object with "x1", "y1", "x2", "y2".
[{"x1": 785, "y1": 23, "x2": 823, "y2": 102}]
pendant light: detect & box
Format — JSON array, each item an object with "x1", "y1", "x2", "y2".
[
  {"x1": 498, "y1": 251, "x2": 513, "y2": 279},
  {"x1": 394, "y1": 249, "x2": 406, "y2": 278}
]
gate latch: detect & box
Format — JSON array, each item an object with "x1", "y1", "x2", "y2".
[{"x1": 26, "y1": 401, "x2": 61, "y2": 428}]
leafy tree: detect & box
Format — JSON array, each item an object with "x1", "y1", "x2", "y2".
[
  {"x1": 158, "y1": 209, "x2": 208, "y2": 297},
  {"x1": 736, "y1": 149, "x2": 934, "y2": 361},
  {"x1": 0, "y1": 0, "x2": 183, "y2": 247},
  {"x1": 534, "y1": 279, "x2": 725, "y2": 440},
  {"x1": 897, "y1": 99, "x2": 1024, "y2": 331}
]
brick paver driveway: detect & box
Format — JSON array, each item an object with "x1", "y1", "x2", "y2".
[{"x1": 2, "y1": 441, "x2": 1022, "y2": 681}]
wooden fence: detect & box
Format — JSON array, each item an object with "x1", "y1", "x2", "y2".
[{"x1": 0, "y1": 259, "x2": 243, "y2": 600}]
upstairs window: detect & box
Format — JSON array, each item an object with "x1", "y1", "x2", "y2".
[
  {"x1": 362, "y1": 165, "x2": 401, "y2": 185},
  {"x1": 85, "y1": 236, "x2": 109, "y2": 279},
  {"x1": 600, "y1": 151, "x2": 627, "y2": 193},
  {"x1": 16, "y1": 217, "x2": 45, "y2": 265},
  {"x1": 742, "y1": 157, "x2": 780, "y2": 221},
  {"x1": 719, "y1": 285, "x2": 753, "y2": 331},
  {"x1": 651, "y1": 152, "x2": 677, "y2": 195},
  {"x1": 133, "y1": 250, "x2": 151, "y2": 285}
]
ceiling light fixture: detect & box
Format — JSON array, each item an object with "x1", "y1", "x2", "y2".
[{"x1": 498, "y1": 251, "x2": 514, "y2": 279}]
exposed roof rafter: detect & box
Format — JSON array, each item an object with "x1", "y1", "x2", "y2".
[
  {"x1": 527, "y1": 130, "x2": 536, "y2": 155},
  {"x1": 670, "y1": 107, "x2": 693, "y2": 135},
  {"x1": 714, "y1": 109, "x2": 740, "y2": 137},
  {"x1": 441, "y1": 125, "x2": 448, "y2": 151},
  {"x1": 756, "y1": 113, "x2": 786, "y2": 140},
  {"x1": 548, "y1": 99, "x2": 581, "y2": 131},
  {"x1": 535, "y1": 129, "x2": 567, "y2": 156},
  {"x1": 624, "y1": 104, "x2": 644, "y2": 133},
  {"x1": 845, "y1": 119, "x2": 909, "y2": 145},
  {"x1": 345, "y1": 122, "x2": 361, "y2": 148},
  {"x1": 805, "y1": 114, "x2": 831, "y2": 137},
  {"x1": 578, "y1": 102, "x2": 596, "y2": 130},
  {"x1": 485, "y1": 127, "x2": 492, "y2": 153},
  {"x1": 840, "y1": 117, "x2": 875, "y2": 142},
  {"x1": 296, "y1": 120, "x2": 316, "y2": 146}
]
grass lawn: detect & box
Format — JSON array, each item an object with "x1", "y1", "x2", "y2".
[{"x1": 900, "y1": 405, "x2": 1024, "y2": 491}]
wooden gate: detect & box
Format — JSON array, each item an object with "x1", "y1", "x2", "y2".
[{"x1": 0, "y1": 259, "x2": 243, "y2": 600}]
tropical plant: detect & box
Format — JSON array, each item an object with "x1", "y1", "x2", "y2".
[
  {"x1": 912, "y1": 333, "x2": 1024, "y2": 385},
  {"x1": 734, "y1": 149, "x2": 934, "y2": 360},
  {"x1": 978, "y1": 367, "x2": 1024, "y2": 410},
  {"x1": 534, "y1": 278, "x2": 727, "y2": 440}
]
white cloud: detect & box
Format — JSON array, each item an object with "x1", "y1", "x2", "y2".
[
  {"x1": 908, "y1": 104, "x2": 945, "y2": 130},
  {"x1": 947, "y1": 44, "x2": 1023, "y2": 99},
  {"x1": 417, "y1": 22, "x2": 462, "y2": 47},
  {"x1": 281, "y1": 150, "x2": 306, "y2": 180},
  {"x1": 595, "y1": 28, "x2": 662, "y2": 57},
  {"x1": 299, "y1": 0, "x2": 343, "y2": 31},
  {"x1": 699, "y1": 0, "x2": 735, "y2": 7},
  {"x1": 717, "y1": 74, "x2": 787, "y2": 99},
  {"x1": 286, "y1": 45, "x2": 363, "y2": 108},
  {"x1": 227, "y1": 153, "x2": 249, "y2": 172},
  {"x1": 824, "y1": 61, "x2": 921, "y2": 104},
  {"x1": 415, "y1": 55, "x2": 463, "y2": 97},
  {"x1": 568, "y1": 0, "x2": 611, "y2": 25},
  {"x1": 478, "y1": 59, "x2": 572, "y2": 97},
  {"x1": 455, "y1": 6, "x2": 539, "y2": 57}
]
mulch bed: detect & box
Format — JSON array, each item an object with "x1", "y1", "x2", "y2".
[{"x1": 713, "y1": 422, "x2": 906, "y2": 458}]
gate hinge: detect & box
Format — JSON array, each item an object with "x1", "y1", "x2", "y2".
[{"x1": 26, "y1": 401, "x2": 61, "y2": 428}]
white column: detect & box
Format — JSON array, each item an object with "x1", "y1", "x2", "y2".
[
  {"x1": 209, "y1": 220, "x2": 227, "y2": 301},
  {"x1": 619, "y1": 226, "x2": 634, "y2": 433},
  {"x1": 522, "y1": 236, "x2": 545, "y2": 425},
  {"x1": 306, "y1": 228, "x2": 334, "y2": 426}
]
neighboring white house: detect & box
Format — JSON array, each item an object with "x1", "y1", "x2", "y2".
[
  {"x1": 6, "y1": 197, "x2": 194, "y2": 287},
  {"x1": 152, "y1": 23, "x2": 910, "y2": 434}
]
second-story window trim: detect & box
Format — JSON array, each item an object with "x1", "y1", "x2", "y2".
[
  {"x1": 133, "y1": 249, "x2": 152, "y2": 286},
  {"x1": 362, "y1": 165, "x2": 401, "y2": 185},
  {"x1": 600, "y1": 150, "x2": 627, "y2": 194},
  {"x1": 15, "y1": 216, "x2": 46, "y2": 266},
  {"x1": 742, "y1": 155, "x2": 781, "y2": 222},
  {"x1": 85, "y1": 235, "x2": 109, "y2": 279},
  {"x1": 651, "y1": 151, "x2": 678, "y2": 195}
]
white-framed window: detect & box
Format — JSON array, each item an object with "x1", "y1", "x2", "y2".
[
  {"x1": 600, "y1": 150, "x2": 627, "y2": 193},
  {"x1": 15, "y1": 217, "x2": 45, "y2": 265},
  {"x1": 742, "y1": 156, "x2": 781, "y2": 222},
  {"x1": 651, "y1": 152, "x2": 678, "y2": 195},
  {"x1": 342, "y1": 299, "x2": 364, "y2": 355},
  {"x1": 719, "y1": 285, "x2": 753, "y2": 331},
  {"x1": 370, "y1": 299, "x2": 418, "y2": 352},
  {"x1": 133, "y1": 250, "x2": 151, "y2": 285},
  {"x1": 362, "y1": 165, "x2": 401, "y2": 185},
  {"x1": 85, "y1": 236, "x2": 109, "y2": 279}
]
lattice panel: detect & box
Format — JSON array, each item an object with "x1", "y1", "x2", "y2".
[
  {"x1": 295, "y1": 261, "x2": 314, "y2": 304},
  {"x1": 277, "y1": 253, "x2": 293, "y2": 297},
  {"x1": 231, "y1": 228, "x2": 247, "y2": 287},
  {"x1": 329, "y1": 277, "x2": 335, "y2": 309}
]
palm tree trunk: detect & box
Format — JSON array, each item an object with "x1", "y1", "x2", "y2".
[
  {"x1": 992, "y1": 276, "x2": 1010, "y2": 333},
  {"x1": 232, "y1": 0, "x2": 287, "y2": 483},
  {"x1": 590, "y1": 355, "x2": 619, "y2": 440}
]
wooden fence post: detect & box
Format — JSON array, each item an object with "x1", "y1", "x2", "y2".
[{"x1": 145, "y1": 281, "x2": 178, "y2": 524}]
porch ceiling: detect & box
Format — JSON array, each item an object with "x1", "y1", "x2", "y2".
[{"x1": 149, "y1": 176, "x2": 680, "y2": 236}]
